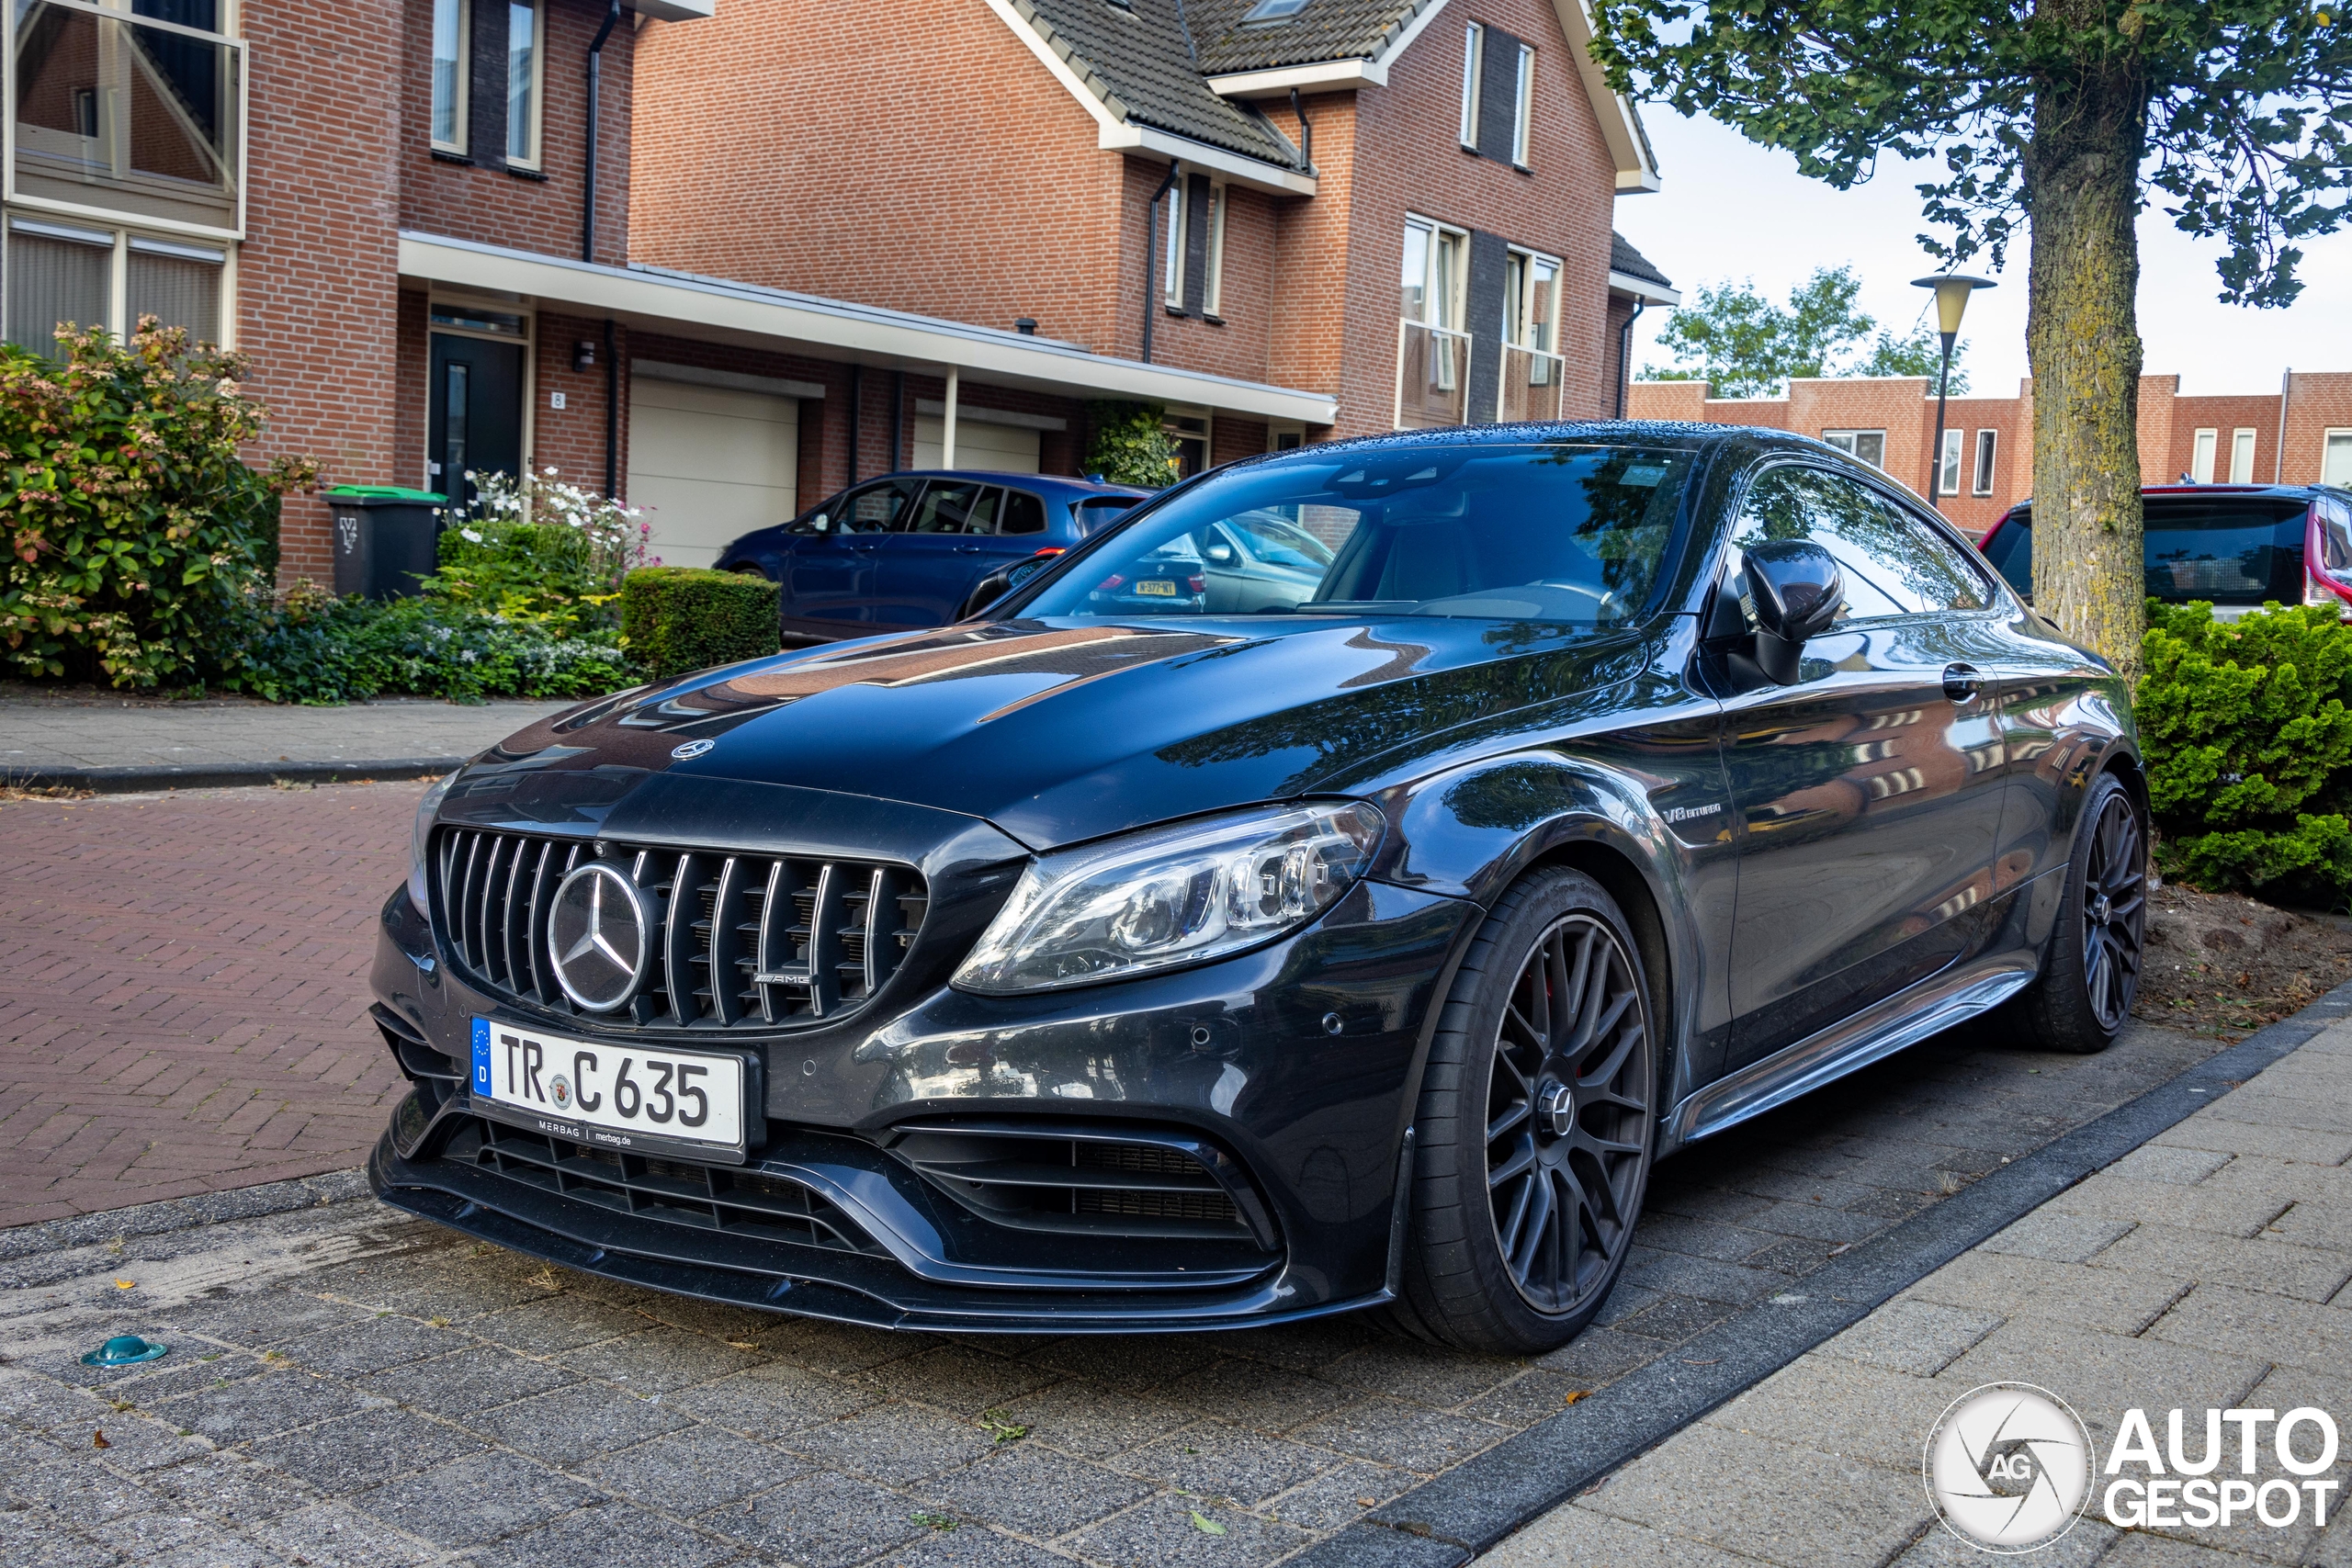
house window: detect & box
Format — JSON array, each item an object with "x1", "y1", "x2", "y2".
[
  {"x1": 1397, "y1": 216, "x2": 1470, "y2": 428},
  {"x1": 1164, "y1": 408, "x2": 1211, "y2": 479},
  {"x1": 1973, "y1": 430, "x2": 1997, "y2": 496},
  {"x1": 1241, "y1": 0, "x2": 1307, "y2": 18},
  {"x1": 432, "y1": 0, "x2": 469, "y2": 152},
  {"x1": 1499, "y1": 248, "x2": 1563, "y2": 421},
  {"x1": 1823, "y1": 429, "x2": 1887, "y2": 468},
  {"x1": 1459, "y1": 23, "x2": 1482, "y2": 149},
  {"x1": 5, "y1": 219, "x2": 227, "y2": 353},
  {"x1": 505, "y1": 2, "x2": 543, "y2": 167},
  {"x1": 1937, "y1": 428, "x2": 1963, "y2": 497},
  {"x1": 2191, "y1": 427, "x2": 2218, "y2": 483},
  {"x1": 1510, "y1": 44, "x2": 1534, "y2": 166},
  {"x1": 2326, "y1": 431, "x2": 2352, "y2": 487},
  {"x1": 2230, "y1": 427, "x2": 2257, "y2": 485}
]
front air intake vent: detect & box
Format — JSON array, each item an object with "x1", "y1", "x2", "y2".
[
  {"x1": 886, "y1": 1121, "x2": 1279, "y2": 1249},
  {"x1": 433, "y1": 829, "x2": 926, "y2": 1031}
]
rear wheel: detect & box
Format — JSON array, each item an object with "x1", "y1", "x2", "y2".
[
  {"x1": 2018, "y1": 772, "x2": 2147, "y2": 1054},
  {"x1": 1394, "y1": 868, "x2": 1657, "y2": 1353}
]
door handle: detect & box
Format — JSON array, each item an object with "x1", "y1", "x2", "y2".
[{"x1": 1942, "y1": 663, "x2": 1984, "y2": 704}]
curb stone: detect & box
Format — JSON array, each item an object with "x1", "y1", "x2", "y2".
[
  {"x1": 6, "y1": 759, "x2": 460, "y2": 795},
  {"x1": 1287, "y1": 978, "x2": 2352, "y2": 1567},
  {"x1": 0, "y1": 1168, "x2": 372, "y2": 1261}
]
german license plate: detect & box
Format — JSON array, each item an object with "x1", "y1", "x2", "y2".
[
  {"x1": 1136, "y1": 579, "x2": 1178, "y2": 596},
  {"x1": 469, "y1": 1018, "x2": 746, "y2": 1156}
]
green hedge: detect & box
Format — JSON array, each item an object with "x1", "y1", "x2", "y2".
[
  {"x1": 2140, "y1": 599, "x2": 2352, "y2": 902},
  {"x1": 620, "y1": 567, "x2": 781, "y2": 679}
]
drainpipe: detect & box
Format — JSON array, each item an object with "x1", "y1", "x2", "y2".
[
  {"x1": 848, "y1": 364, "x2": 863, "y2": 483},
  {"x1": 2278, "y1": 367, "x2": 2291, "y2": 485},
  {"x1": 1614, "y1": 300, "x2": 1645, "y2": 419},
  {"x1": 1288, "y1": 87, "x2": 1314, "y2": 171},
  {"x1": 582, "y1": 0, "x2": 620, "y2": 264},
  {"x1": 1141, "y1": 162, "x2": 1179, "y2": 364},
  {"x1": 603, "y1": 318, "x2": 616, "y2": 498}
]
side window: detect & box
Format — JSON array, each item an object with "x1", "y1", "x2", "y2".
[
  {"x1": 999, "y1": 491, "x2": 1047, "y2": 536},
  {"x1": 1728, "y1": 467, "x2": 1987, "y2": 622},
  {"x1": 842, "y1": 478, "x2": 922, "y2": 534},
  {"x1": 909, "y1": 481, "x2": 992, "y2": 535}
]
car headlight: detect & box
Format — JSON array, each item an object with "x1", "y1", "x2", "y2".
[
  {"x1": 406, "y1": 771, "x2": 458, "y2": 915},
  {"x1": 952, "y1": 801, "x2": 1385, "y2": 995}
]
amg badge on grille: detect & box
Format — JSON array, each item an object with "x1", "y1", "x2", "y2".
[{"x1": 547, "y1": 863, "x2": 651, "y2": 1012}]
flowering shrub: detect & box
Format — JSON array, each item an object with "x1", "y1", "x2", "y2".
[
  {"x1": 437, "y1": 467, "x2": 653, "y2": 612},
  {"x1": 239, "y1": 585, "x2": 631, "y2": 705},
  {"x1": 0, "y1": 321, "x2": 316, "y2": 685}
]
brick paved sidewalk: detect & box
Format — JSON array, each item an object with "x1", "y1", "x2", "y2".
[
  {"x1": 0, "y1": 784, "x2": 421, "y2": 1227},
  {"x1": 1, "y1": 693, "x2": 567, "y2": 778},
  {"x1": 1489, "y1": 1021, "x2": 2352, "y2": 1567}
]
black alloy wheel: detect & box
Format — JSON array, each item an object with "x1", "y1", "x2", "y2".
[
  {"x1": 1486, "y1": 913, "x2": 1651, "y2": 1313},
  {"x1": 2018, "y1": 771, "x2": 2147, "y2": 1055},
  {"x1": 2079, "y1": 788, "x2": 2148, "y2": 1033},
  {"x1": 1394, "y1": 867, "x2": 1658, "y2": 1352}
]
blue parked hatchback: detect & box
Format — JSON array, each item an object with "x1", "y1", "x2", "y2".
[{"x1": 716, "y1": 470, "x2": 1150, "y2": 642}]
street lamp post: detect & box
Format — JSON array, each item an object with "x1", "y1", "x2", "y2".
[{"x1": 1910, "y1": 274, "x2": 1993, "y2": 511}]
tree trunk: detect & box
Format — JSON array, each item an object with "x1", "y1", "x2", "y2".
[{"x1": 2024, "y1": 48, "x2": 2149, "y2": 681}]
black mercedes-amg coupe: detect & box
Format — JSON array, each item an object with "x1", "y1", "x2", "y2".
[{"x1": 368, "y1": 423, "x2": 2145, "y2": 1352}]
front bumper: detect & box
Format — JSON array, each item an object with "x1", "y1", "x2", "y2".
[{"x1": 368, "y1": 873, "x2": 1477, "y2": 1331}]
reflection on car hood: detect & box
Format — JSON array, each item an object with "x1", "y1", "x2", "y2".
[{"x1": 479, "y1": 616, "x2": 1650, "y2": 850}]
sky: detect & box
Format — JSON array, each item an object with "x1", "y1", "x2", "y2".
[{"x1": 1611, "y1": 109, "x2": 2352, "y2": 399}]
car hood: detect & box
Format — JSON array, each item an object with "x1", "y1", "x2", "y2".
[{"x1": 477, "y1": 616, "x2": 1656, "y2": 851}]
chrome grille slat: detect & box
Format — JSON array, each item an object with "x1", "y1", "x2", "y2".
[{"x1": 432, "y1": 829, "x2": 925, "y2": 1032}]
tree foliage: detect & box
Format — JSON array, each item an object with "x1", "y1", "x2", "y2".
[
  {"x1": 1081, "y1": 400, "x2": 1182, "y2": 489},
  {"x1": 1641, "y1": 264, "x2": 1966, "y2": 398},
  {"x1": 1589, "y1": 2, "x2": 2352, "y2": 307}
]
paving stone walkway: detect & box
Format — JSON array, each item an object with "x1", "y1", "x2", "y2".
[
  {"x1": 1, "y1": 693, "x2": 568, "y2": 779},
  {"x1": 1488, "y1": 1019, "x2": 2352, "y2": 1567}
]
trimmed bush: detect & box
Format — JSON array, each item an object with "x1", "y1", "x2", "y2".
[
  {"x1": 2139, "y1": 599, "x2": 2352, "y2": 902},
  {"x1": 620, "y1": 567, "x2": 781, "y2": 679},
  {"x1": 1080, "y1": 400, "x2": 1180, "y2": 489}
]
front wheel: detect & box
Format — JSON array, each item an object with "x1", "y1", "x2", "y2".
[
  {"x1": 2018, "y1": 772, "x2": 2147, "y2": 1054},
  {"x1": 1393, "y1": 868, "x2": 1657, "y2": 1353}
]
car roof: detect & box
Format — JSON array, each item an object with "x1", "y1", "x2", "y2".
[
  {"x1": 2000, "y1": 481, "x2": 2346, "y2": 517},
  {"x1": 881, "y1": 469, "x2": 1149, "y2": 499}
]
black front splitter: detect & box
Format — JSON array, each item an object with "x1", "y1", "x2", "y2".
[{"x1": 368, "y1": 1133, "x2": 1388, "y2": 1335}]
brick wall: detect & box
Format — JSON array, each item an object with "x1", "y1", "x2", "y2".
[
  {"x1": 2170, "y1": 391, "x2": 2292, "y2": 484},
  {"x1": 530, "y1": 312, "x2": 630, "y2": 494},
  {"x1": 630, "y1": 0, "x2": 1125, "y2": 353},
  {"x1": 2285, "y1": 372, "x2": 2352, "y2": 485},
  {"x1": 242, "y1": 0, "x2": 404, "y2": 585},
  {"x1": 400, "y1": 0, "x2": 635, "y2": 266}
]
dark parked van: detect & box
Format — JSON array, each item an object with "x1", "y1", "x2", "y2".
[{"x1": 1980, "y1": 484, "x2": 2352, "y2": 617}]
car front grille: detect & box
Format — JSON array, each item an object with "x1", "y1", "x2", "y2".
[
  {"x1": 445, "y1": 1116, "x2": 885, "y2": 1256},
  {"x1": 435, "y1": 829, "x2": 926, "y2": 1031}
]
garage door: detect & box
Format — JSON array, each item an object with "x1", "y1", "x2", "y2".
[
  {"x1": 627, "y1": 378, "x2": 799, "y2": 570},
  {"x1": 913, "y1": 414, "x2": 1040, "y2": 474}
]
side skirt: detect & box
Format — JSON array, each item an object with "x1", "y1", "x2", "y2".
[{"x1": 1659, "y1": 952, "x2": 2038, "y2": 1153}]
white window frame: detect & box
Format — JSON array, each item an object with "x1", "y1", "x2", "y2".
[
  {"x1": 1401, "y1": 214, "x2": 1468, "y2": 331},
  {"x1": 1459, "y1": 22, "x2": 1483, "y2": 149},
  {"x1": 1937, "y1": 427, "x2": 1963, "y2": 497},
  {"x1": 1973, "y1": 429, "x2": 1997, "y2": 496},
  {"x1": 1204, "y1": 179, "x2": 1227, "y2": 317},
  {"x1": 1510, "y1": 43, "x2": 1533, "y2": 167},
  {"x1": 1822, "y1": 429, "x2": 1887, "y2": 468},
  {"x1": 4, "y1": 214, "x2": 232, "y2": 348},
  {"x1": 2191, "y1": 427, "x2": 2218, "y2": 484},
  {"x1": 2230, "y1": 427, "x2": 2257, "y2": 485},
  {"x1": 503, "y1": 0, "x2": 544, "y2": 170},
  {"x1": 432, "y1": 0, "x2": 469, "y2": 153},
  {"x1": 2325, "y1": 429, "x2": 2352, "y2": 488},
  {"x1": 1161, "y1": 172, "x2": 1185, "y2": 309}
]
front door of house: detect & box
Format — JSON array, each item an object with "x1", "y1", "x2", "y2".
[{"x1": 427, "y1": 333, "x2": 524, "y2": 515}]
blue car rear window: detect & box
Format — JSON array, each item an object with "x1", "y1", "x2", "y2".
[{"x1": 1990, "y1": 502, "x2": 2309, "y2": 604}]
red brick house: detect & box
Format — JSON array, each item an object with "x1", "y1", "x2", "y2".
[{"x1": 0, "y1": 0, "x2": 1670, "y2": 580}]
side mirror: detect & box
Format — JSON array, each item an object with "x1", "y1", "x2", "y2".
[
  {"x1": 959, "y1": 554, "x2": 1057, "y2": 619},
  {"x1": 808, "y1": 512, "x2": 831, "y2": 534},
  {"x1": 1741, "y1": 539, "x2": 1845, "y2": 685},
  {"x1": 1203, "y1": 540, "x2": 1238, "y2": 567}
]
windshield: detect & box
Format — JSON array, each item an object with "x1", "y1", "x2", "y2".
[{"x1": 1019, "y1": 444, "x2": 1695, "y2": 626}]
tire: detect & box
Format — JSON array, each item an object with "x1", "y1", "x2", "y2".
[
  {"x1": 2018, "y1": 772, "x2": 2148, "y2": 1055},
  {"x1": 1393, "y1": 867, "x2": 1658, "y2": 1353}
]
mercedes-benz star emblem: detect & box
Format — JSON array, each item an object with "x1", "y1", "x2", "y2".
[
  {"x1": 671, "y1": 738, "x2": 716, "y2": 760},
  {"x1": 547, "y1": 863, "x2": 650, "y2": 1012}
]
